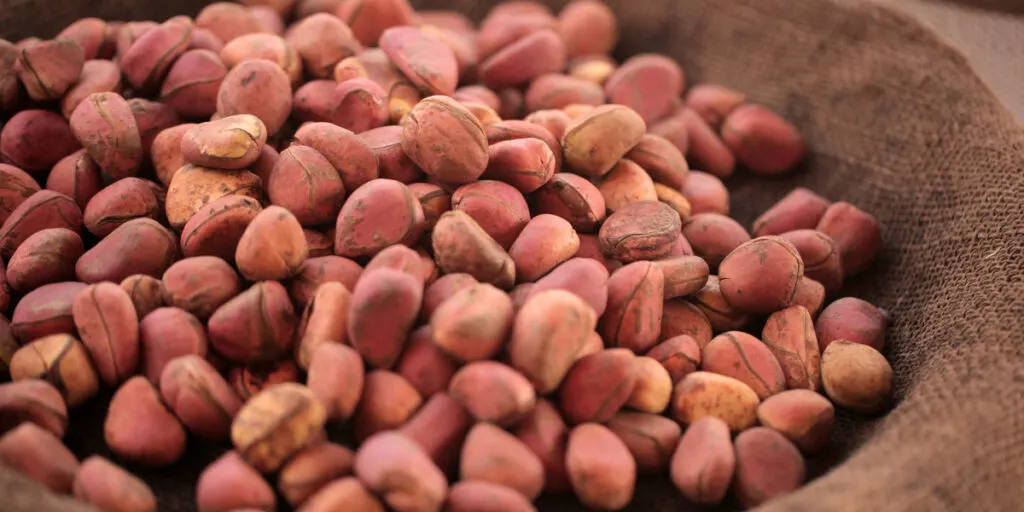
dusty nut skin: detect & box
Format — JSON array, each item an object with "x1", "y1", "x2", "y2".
[
  {"x1": 671, "y1": 371, "x2": 760, "y2": 432},
  {"x1": 432, "y1": 210, "x2": 516, "y2": 289},
  {"x1": 821, "y1": 340, "x2": 893, "y2": 414},
  {"x1": 401, "y1": 95, "x2": 489, "y2": 185},
  {"x1": 231, "y1": 382, "x2": 327, "y2": 473},
  {"x1": 181, "y1": 114, "x2": 267, "y2": 170},
  {"x1": 562, "y1": 104, "x2": 647, "y2": 178},
  {"x1": 16, "y1": 38, "x2": 85, "y2": 102}
]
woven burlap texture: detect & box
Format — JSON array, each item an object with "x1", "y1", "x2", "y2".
[{"x1": 3, "y1": 0, "x2": 1024, "y2": 511}]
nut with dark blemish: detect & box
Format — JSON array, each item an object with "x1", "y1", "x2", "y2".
[
  {"x1": 120, "y1": 274, "x2": 165, "y2": 320},
  {"x1": 159, "y1": 355, "x2": 242, "y2": 441},
  {"x1": 72, "y1": 282, "x2": 140, "y2": 387},
  {"x1": 229, "y1": 359, "x2": 301, "y2": 402},
  {"x1": 231, "y1": 382, "x2": 327, "y2": 473},
  {"x1": 0, "y1": 379, "x2": 69, "y2": 438},
  {"x1": 9, "y1": 334, "x2": 100, "y2": 407},
  {"x1": 6, "y1": 228, "x2": 83, "y2": 293},
  {"x1": 208, "y1": 281, "x2": 298, "y2": 365},
  {"x1": 599, "y1": 200, "x2": 681, "y2": 263}
]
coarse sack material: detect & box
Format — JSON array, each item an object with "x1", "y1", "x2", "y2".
[{"x1": 1, "y1": 0, "x2": 1023, "y2": 510}]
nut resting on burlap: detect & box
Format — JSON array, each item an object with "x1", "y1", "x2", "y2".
[{"x1": 0, "y1": 0, "x2": 1022, "y2": 511}]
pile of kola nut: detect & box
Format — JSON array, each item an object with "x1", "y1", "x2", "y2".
[{"x1": 0, "y1": 0, "x2": 891, "y2": 510}]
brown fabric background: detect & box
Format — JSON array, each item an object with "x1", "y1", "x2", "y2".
[{"x1": 3, "y1": 0, "x2": 1024, "y2": 510}]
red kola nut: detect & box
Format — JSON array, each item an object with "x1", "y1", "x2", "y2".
[
  {"x1": 121, "y1": 16, "x2": 194, "y2": 92},
  {"x1": 646, "y1": 335, "x2": 702, "y2": 384},
  {"x1": 524, "y1": 73, "x2": 606, "y2": 113},
  {"x1": 685, "y1": 84, "x2": 747, "y2": 129},
  {"x1": 358, "y1": 125, "x2": 422, "y2": 185},
  {"x1": 565, "y1": 423, "x2": 637, "y2": 510},
  {"x1": 219, "y1": 34, "x2": 302, "y2": 84},
  {"x1": 682, "y1": 213, "x2": 752, "y2": 270},
  {"x1": 195, "y1": 3, "x2": 267, "y2": 44},
  {"x1": 485, "y1": 119, "x2": 564, "y2": 173},
  {"x1": 6, "y1": 229, "x2": 83, "y2": 293},
  {"x1": 296, "y1": 122, "x2": 380, "y2": 191},
  {"x1": 449, "y1": 361, "x2": 536, "y2": 427},
  {"x1": 599, "y1": 201, "x2": 681, "y2": 263},
  {"x1": 692, "y1": 276, "x2": 752, "y2": 334},
  {"x1": 757, "y1": 389, "x2": 835, "y2": 454},
  {"x1": 0, "y1": 164, "x2": 41, "y2": 225},
  {"x1": 61, "y1": 60, "x2": 123, "y2": 119},
  {"x1": 605, "y1": 54, "x2": 686, "y2": 124},
  {"x1": 0, "y1": 41, "x2": 18, "y2": 113},
  {"x1": 334, "y1": 179, "x2": 425, "y2": 259},
  {"x1": 702, "y1": 332, "x2": 787, "y2": 400},
  {"x1": 1, "y1": 110, "x2": 81, "y2": 173},
  {"x1": 508, "y1": 289, "x2": 597, "y2": 394},
  {"x1": 763, "y1": 306, "x2": 822, "y2": 391},
  {"x1": 139, "y1": 307, "x2": 207, "y2": 385},
  {"x1": 347, "y1": 269, "x2": 423, "y2": 369},
  {"x1": 380, "y1": 26, "x2": 459, "y2": 97},
  {"x1": 72, "y1": 282, "x2": 140, "y2": 387},
  {"x1": 626, "y1": 133, "x2": 691, "y2": 189},
  {"x1": 447, "y1": 481, "x2": 536, "y2": 512},
  {"x1": 294, "y1": 78, "x2": 389, "y2": 134},
  {"x1": 453, "y1": 85, "x2": 501, "y2": 111},
  {"x1": 395, "y1": 326, "x2": 459, "y2": 397},
  {"x1": 480, "y1": 29, "x2": 567, "y2": 90},
  {"x1": 217, "y1": 59, "x2": 293, "y2": 135},
  {"x1": 597, "y1": 158, "x2": 658, "y2": 213},
  {"x1": 10, "y1": 282, "x2": 85, "y2": 344},
  {"x1": 513, "y1": 398, "x2": 571, "y2": 493},
  {"x1": 482, "y1": 137, "x2": 558, "y2": 195},
  {"x1": 718, "y1": 236, "x2": 804, "y2": 315},
  {"x1": 104, "y1": 376, "x2": 187, "y2": 467},
  {"x1": 559, "y1": 348, "x2": 637, "y2": 424},
  {"x1": 206, "y1": 281, "x2": 298, "y2": 364},
  {"x1": 286, "y1": 13, "x2": 361, "y2": 78},
  {"x1": 0, "y1": 423, "x2": 79, "y2": 494},
  {"x1": 129, "y1": 99, "x2": 181, "y2": 158},
  {"x1": 680, "y1": 171, "x2": 729, "y2": 216},
  {"x1": 15, "y1": 39, "x2": 85, "y2": 102},
  {"x1": 70, "y1": 92, "x2": 145, "y2": 182},
  {"x1": 267, "y1": 145, "x2": 347, "y2": 227},
  {"x1": 721, "y1": 104, "x2": 806, "y2": 175},
  {"x1": 793, "y1": 277, "x2": 826, "y2": 317},
  {"x1": 0, "y1": 190, "x2": 83, "y2": 261},
  {"x1": 159, "y1": 49, "x2": 224, "y2": 117},
  {"x1": 509, "y1": 214, "x2": 581, "y2": 283},
  {"x1": 529, "y1": 258, "x2": 610, "y2": 318},
  {"x1": 420, "y1": 25, "x2": 478, "y2": 86},
  {"x1": 733, "y1": 427, "x2": 807, "y2": 508},
  {"x1": 73, "y1": 456, "x2": 157, "y2": 512},
  {"x1": 115, "y1": 22, "x2": 157, "y2": 60},
  {"x1": 524, "y1": 109, "x2": 572, "y2": 141},
  {"x1": 531, "y1": 172, "x2": 606, "y2": 233},
  {"x1": 431, "y1": 211, "x2": 517, "y2": 289},
  {"x1": 180, "y1": 195, "x2": 263, "y2": 261},
  {"x1": 430, "y1": 283, "x2": 514, "y2": 362},
  {"x1": 189, "y1": 28, "x2": 225, "y2": 53},
  {"x1": 670, "y1": 416, "x2": 735, "y2": 506},
  {"x1": 558, "y1": 0, "x2": 618, "y2": 58},
  {"x1": 336, "y1": 0, "x2": 417, "y2": 47},
  {"x1": 753, "y1": 187, "x2": 831, "y2": 237},
  {"x1": 648, "y1": 111, "x2": 689, "y2": 155},
  {"x1": 57, "y1": 18, "x2": 114, "y2": 60},
  {"x1": 451, "y1": 180, "x2": 530, "y2": 250},
  {"x1": 401, "y1": 95, "x2": 489, "y2": 186},
  {"x1": 476, "y1": 6, "x2": 555, "y2": 60},
  {"x1": 816, "y1": 201, "x2": 882, "y2": 277},
  {"x1": 815, "y1": 297, "x2": 887, "y2": 353},
  {"x1": 399, "y1": 392, "x2": 473, "y2": 475},
  {"x1": 681, "y1": 109, "x2": 735, "y2": 178},
  {"x1": 780, "y1": 229, "x2": 844, "y2": 295},
  {"x1": 46, "y1": 151, "x2": 102, "y2": 210},
  {"x1": 460, "y1": 423, "x2": 545, "y2": 500}
]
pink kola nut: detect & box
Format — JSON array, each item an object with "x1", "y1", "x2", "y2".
[
  {"x1": 120, "y1": 16, "x2": 194, "y2": 91},
  {"x1": 195, "y1": 3, "x2": 267, "y2": 44},
  {"x1": 482, "y1": 137, "x2": 558, "y2": 194},
  {"x1": 336, "y1": 0, "x2": 417, "y2": 47},
  {"x1": 61, "y1": 60, "x2": 123, "y2": 120},
  {"x1": 681, "y1": 170, "x2": 729, "y2": 216},
  {"x1": 401, "y1": 95, "x2": 489, "y2": 186},
  {"x1": 180, "y1": 195, "x2": 263, "y2": 261},
  {"x1": 398, "y1": 392, "x2": 472, "y2": 474},
  {"x1": 129, "y1": 99, "x2": 181, "y2": 158},
  {"x1": 69, "y1": 92, "x2": 144, "y2": 182},
  {"x1": 358, "y1": 125, "x2": 423, "y2": 184},
  {"x1": 453, "y1": 85, "x2": 501, "y2": 111},
  {"x1": 647, "y1": 335, "x2": 702, "y2": 384},
  {"x1": 334, "y1": 179, "x2": 426, "y2": 259},
  {"x1": 286, "y1": 13, "x2": 361, "y2": 78},
  {"x1": 682, "y1": 213, "x2": 751, "y2": 270},
  {"x1": 525, "y1": 73, "x2": 606, "y2": 113},
  {"x1": 524, "y1": 109, "x2": 572, "y2": 141},
  {"x1": 217, "y1": 59, "x2": 293, "y2": 135},
  {"x1": 530, "y1": 172, "x2": 606, "y2": 233},
  {"x1": 46, "y1": 151, "x2": 102, "y2": 210},
  {"x1": 721, "y1": 103, "x2": 807, "y2": 175},
  {"x1": 295, "y1": 122, "x2": 380, "y2": 191},
  {"x1": 733, "y1": 427, "x2": 807, "y2": 508},
  {"x1": 753, "y1": 187, "x2": 831, "y2": 237},
  {"x1": 267, "y1": 145, "x2": 347, "y2": 227},
  {"x1": 718, "y1": 236, "x2": 804, "y2": 315},
  {"x1": 815, "y1": 297, "x2": 887, "y2": 353},
  {"x1": 420, "y1": 25, "x2": 478, "y2": 85},
  {"x1": 480, "y1": 29, "x2": 567, "y2": 89},
  {"x1": 287, "y1": 256, "x2": 364, "y2": 309},
  {"x1": 75, "y1": 218, "x2": 178, "y2": 284},
  {"x1": 648, "y1": 112, "x2": 690, "y2": 156},
  {"x1": 83, "y1": 178, "x2": 163, "y2": 238},
  {"x1": 0, "y1": 190, "x2": 83, "y2": 261},
  {"x1": 529, "y1": 258, "x2": 610, "y2": 317},
  {"x1": 0, "y1": 110, "x2": 81, "y2": 172},
  {"x1": 762, "y1": 305, "x2": 823, "y2": 391},
  {"x1": 395, "y1": 326, "x2": 459, "y2": 397},
  {"x1": 159, "y1": 355, "x2": 242, "y2": 441},
  {"x1": 451, "y1": 180, "x2": 530, "y2": 250},
  {"x1": 816, "y1": 201, "x2": 882, "y2": 277},
  {"x1": 380, "y1": 26, "x2": 459, "y2": 97},
  {"x1": 72, "y1": 282, "x2": 140, "y2": 387},
  {"x1": 601, "y1": 261, "x2": 665, "y2": 353},
  {"x1": 159, "y1": 49, "x2": 228, "y2": 119},
  {"x1": 11, "y1": 282, "x2": 86, "y2": 344},
  {"x1": 670, "y1": 416, "x2": 735, "y2": 505},
  {"x1": 206, "y1": 281, "x2": 298, "y2": 364},
  {"x1": 780, "y1": 229, "x2": 844, "y2": 295},
  {"x1": 189, "y1": 28, "x2": 225, "y2": 53},
  {"x1": 0, "y1": 163, "x2": 41, "y2": 225},
  {"x1": 703, "y1": 331, "x2": 787, "y2": 399},
  {"x1": 6, "y1": 228, "x2": 83, "y2": 293},
  {"x1": 685, "y1": 84, "x2": 747, "y2": 129},
  {"x1": 57, "y1": 18, "x2": 111, "y2": 60},
  {"x1": 347, "y1": 269, "x2": 423, "y2": 369},
  {"x1": 559, "y1": 0, "x2": 618, "y2": 57},
  {"x1": 477, "y1": 9, "x2": 556, "y2": 60},
  {"x1": 605, "y1": 54, "x2": 685, "y2": 124},
  {"x1": 681, "y1": 108, "x2": 735, "y2": 178},
  {"x1": 15, "y1": 39, "x2": 85, "y2": 102},
  {"x1": 139, "y1": 307, "x2": 208, "y2": 386},
  {"x1": 486, "y1": 119, "x2": 564, "y2": 175},
  {"x1": 104, "y1": 376, "x2": 187, "y2": 467},
  {"x1": 509, "y1": 214, "x2": 580, "y2": 283}
]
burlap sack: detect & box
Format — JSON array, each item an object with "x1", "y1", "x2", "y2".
[{"x1": 2, "y1": 0, "x2": 1023, "y2": 510}]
